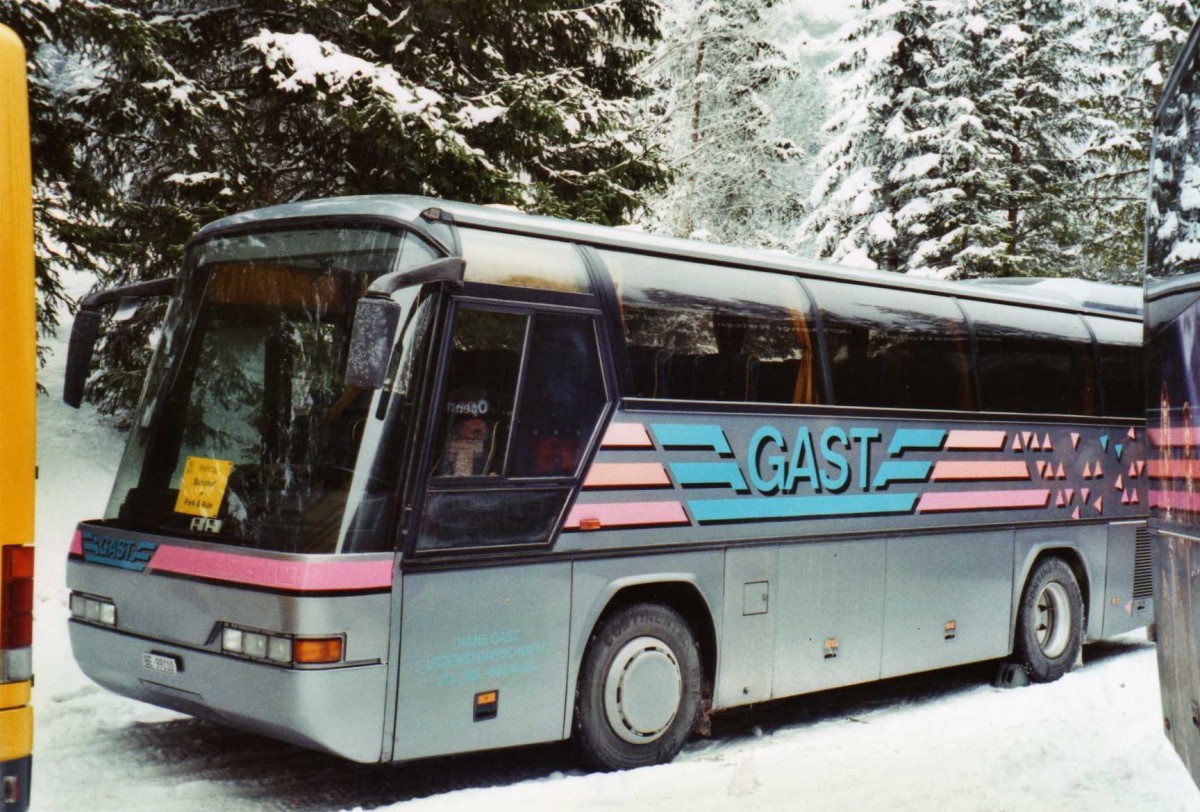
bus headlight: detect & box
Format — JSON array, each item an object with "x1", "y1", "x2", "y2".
[
  {"x1": 68, "y1": 591, "x2": 116, "y2": 627},
  {"x1": 219, "y1": 623, "x2": 342, "y2": 667}
]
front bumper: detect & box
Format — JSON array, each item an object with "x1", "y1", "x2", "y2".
[{"x1": 69, "y1": 620, "x2": 388, "y2": 763}]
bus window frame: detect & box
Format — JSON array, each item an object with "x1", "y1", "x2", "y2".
[{"x1": 404, "y1": 292, "x2": 614, "y2": 559}]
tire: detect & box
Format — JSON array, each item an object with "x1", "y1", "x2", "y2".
[
  {"x1": 1014, "y1": 556, "x2": 1084, "y2": 683},
  {"x1": 574, "y1": 603, "x2": 703, "y2": 771}
]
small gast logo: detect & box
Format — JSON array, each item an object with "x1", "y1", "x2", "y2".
[{"x1": 81, "y1": 531, "x2": 158, "y2": 572}]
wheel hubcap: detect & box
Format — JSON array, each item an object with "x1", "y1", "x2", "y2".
[
  {"x1": 603, "y1": 636, "x2": 682, "y2": 744},
  {"x1": 1034, "y1": 581, "x2": 1071, "y2": 659}
]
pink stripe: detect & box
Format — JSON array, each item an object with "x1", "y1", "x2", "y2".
[
  {"x1": 601, "y1": 423, "x2": 653, "y2": 448},
  {"x1": 931, "y1": 461, "x2": 1029, "y2": 481},
  {"x1": 917, "y1": 489, "x2": 1051, "y2": 513},
  {"x1": 565, "y1": 501, "x2": 688, "y2": 530},
  {"x1": 1149, "y1": 428, "x2": 1198, "y2": 449},
  {"x1": 149, "y1": 546, "x2": 394, "y2": 592},
  {"x1": 69, "y1": 530, "x2": 82, "y2": 555},
  {"x1": 1148, "y1": 459, "x2": 1200, "y2": 480},
  {"x1": 1150, "y1": 490, "x2": 1200, "y2": 512},
  {"x1": 945, "y1": 430, "x2": 1008, "y2": 451},
  {"x1": 584, "y1": 463, "x2": 671, "y2": 489}
]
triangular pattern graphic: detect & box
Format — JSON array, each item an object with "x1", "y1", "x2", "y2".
[
  {"x1": 1115, "y1": 444, "x2": 1124, "y2": 461},
  {"x1": 1056, "y1": 463, "x2": 1066, "y2": 479},
  {"x1": 1137, "y1": 460, "x2": 1146, "y2": 476},
  {"x1": 1129, "y1": 463, "x2": 1138, "y2": 478},
  {"x1": 1121, "y1": 490, "x2": 1130, "y2": 505},
  {"x1": 1132, "y1": 490, "x2": 1140, "y2": 505},
  {"x1": 1128, "y1": 427, "x2": 1137, "y2": 441},
  {"x1": 1095, "y1": 461, "x2": 1103, "y2": 477},
  {"x1": 1071, "y1": 507, "x2": 1080, "y2": 520},
  {"x1": 1100, "y1": 435, "x2": 1109, "y2": 451},
  {"x1": 1082, "y1": 487, "x2": 1091, "y2": 503},
  {"x1": 1064, "y1": 488, "x2": 1074, "y2": 503},
  {"x1": 1082, "y1": 462, "x2": 1092, "y2": 479},
  {"x1": 1022, "y1": 432, "x2": 1033, "y2": 445},
  {"x1": 1042, "y1": 433, "x2": 1053, "y2": 450},
  {"x1": 1093, "y1": 496, "x2": 1103, "y2": 514},
  {"x1": 1070, "y1": 432, "x2": 1080, "y2": 449},
  {"x1": 1031, "y1": 435, "x2": 1041, "y2": 451},
  {"x1": 1115, "y1": 475, "x2": 1123, "y2": 491},
  {"x1": 1057, "y1": 491, "x2": 1065, "y2": 507},
  {"x1": 1036, "y1": 461, "x2": 1047, "y2": 477},
  {"x1": 1013, "y1": 435, "x2": 1023, "y2": 452}
]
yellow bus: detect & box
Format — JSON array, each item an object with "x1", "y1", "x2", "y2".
[{"x1": 0, "y1": 23, "x2": 36, "y2": 812}]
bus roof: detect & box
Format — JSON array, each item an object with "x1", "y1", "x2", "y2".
[{"x1": 196, "y1": 195, "x2": 1142, "y2": 322}]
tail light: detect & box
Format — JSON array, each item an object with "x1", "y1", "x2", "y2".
[{"x1": 0, "y1": 546, "x2": 33, "y2": 649}]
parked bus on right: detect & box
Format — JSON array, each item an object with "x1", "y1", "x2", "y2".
[{"x1": 1148, "y1": 17, "x2": 1200, "y2": 786}]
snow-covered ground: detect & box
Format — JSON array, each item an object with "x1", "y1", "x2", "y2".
[{"x1": 29, "y1": 285, "x2": 1200, "y2": 811}]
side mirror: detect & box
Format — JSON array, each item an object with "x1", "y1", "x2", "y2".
[
  {"x1": 63, "y1": 309, "x2": 103, "y2": 408},
  {"x1": 62, "y1": 276, "x2": 177, "y2": 408},
  {"x1": 345, "y1": 298, "x2": 403, "y2": 390},
  {"x1": 344, "y1": 257, "x2": 464, "y2": 390}
]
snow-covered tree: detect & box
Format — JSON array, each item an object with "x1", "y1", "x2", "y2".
[
  {"x1": 5, "y1": 0, "x2": 666, "y2": 414},
  {"x1": 640, "y1": 0, "x2": 824, "y2": 248},
  {"x1": 803, "y1": 0, "x2": 940, "y2": 271}
]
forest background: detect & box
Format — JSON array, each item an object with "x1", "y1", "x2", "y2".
[{"x1": 1, "y1": 0, "x2": 1192, "y2": 415}]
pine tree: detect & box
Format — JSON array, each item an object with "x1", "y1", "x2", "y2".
[
  {"x1": 803, "y1": 0, "x2": 940, "y2": 271},
  {"x1": 6, "y1": 0, "x2": 666, "y2": 415},
  {"x1": 640, "y1": 0, "x2": 822, "y2": 248}
]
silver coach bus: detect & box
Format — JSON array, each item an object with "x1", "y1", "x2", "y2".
[{"x1": 64, "y1": 197, "x2": 1150, "y2": 770}]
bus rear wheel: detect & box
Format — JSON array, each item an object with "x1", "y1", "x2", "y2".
[
  {"x1": 574, "y1": 603, "x2": 702, "y2": 771},
  {"x1": 1014, "y1": 556, "x2": 1083, "y2": 683}
]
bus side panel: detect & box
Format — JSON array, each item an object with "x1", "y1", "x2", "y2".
[
  {"x1": 563, "y1": 552, "x2": 724, "y2": 734},
  {"x1": 718, "y1": 545, "x2": 778, "y2": 707},
  {"x1": 1155, "y1": 530, "x2": 1200, "y2": 777},
  {"x1": 772, "y1": 539, "x2": 885, "y2": 698},
  {"x1": 1012, "y1": 525, "x2": 1108, "y2": 644},
  {"x1": 1101, "y1": 522, "x2": 1153, "y2": 638},
  {"x1": 880, "y1": 531, "x2": 1014, "y2": 679},
  {"x1": 392, "y1": 563, "x2": 571, "y2": 761}
]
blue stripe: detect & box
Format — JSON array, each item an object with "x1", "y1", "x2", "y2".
[
  {"x1": 670, "y1": 462, "x2": 750, "y2": 492},
  {"x1": 689, "y1": 493, "x2": 918, "y2": 523},
  {"x1": 872, "y1": 460, "x2": 933, "y2": 490},
  {"x1": 887, "y1": 429, "x2": 946, "y2": 456},
  {"x1": 651, "y1": 423, "x2": 732, "y2": 454}
]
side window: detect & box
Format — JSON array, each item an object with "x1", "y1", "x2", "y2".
[
  {"x1": 459, "y1": 228, "x2": 592, "y2": 293},
  {"x1": 509, "y1": 314, "x2": 606, "y2": 477},
  {"x1": 1087, "y1": 316, "x2": 1144, "y2": 418},
  {"x1": 806, "y1": 280, "x2": 975, "y2": 411},
  {"x1": 963, "y1": 301, "x2": 1097, "y2": 415},
  {"x1": 599, "y1": 250, "x2": 820, "y2": 404},
  {"x1": 430, "y1": 308, "x2": 527, "y2": 477}
]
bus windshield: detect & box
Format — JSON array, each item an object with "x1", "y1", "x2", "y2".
[{"x1": 105, "y1": 225, "x2": 436, "y2": 554}]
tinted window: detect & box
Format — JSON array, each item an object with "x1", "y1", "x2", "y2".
[
  {"x1": 600, "y1": 250, "x2": 820, "y2": 404},
  {"x1": 963, "y1": 301, "x2": 1097, "y2": 415},
  {"x1": 806, "y1": 280, "x2": 975, "y2": 410},
  {"x1": 1086, "y1": 316, "x2": 1144, "y2": 418},
  {"x1": 430, "y1": 308, "x2": 527, "y2": 477},
  {"x1": 459, "y1": 228, "x2": 592, "y2": 293},
  {"x1": 417, "y1": 489, "x2": 568, "y2": 551},
  {"x1": 510, "y1": 314, "x2": 607, "y2": 477}
]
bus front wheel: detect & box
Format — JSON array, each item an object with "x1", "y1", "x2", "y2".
[
  {"x1": 1014, "y1": 556, "x2": 1083, "y2": 682},
  {"x1": 574, "y1": 603, "x2": 702, "y2": 771}
]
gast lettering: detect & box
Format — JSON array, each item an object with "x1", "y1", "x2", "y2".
[{"x1": 81, "y1": 531, "x2": 158, "y2": 572}]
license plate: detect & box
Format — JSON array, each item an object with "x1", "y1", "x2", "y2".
[{"x1": 142, "y1": 652, "x2": 179, "y2": 674}]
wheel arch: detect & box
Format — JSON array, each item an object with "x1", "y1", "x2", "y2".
[
  {"x1": 1010, "y1": 544, "x2": 1093, "y2": 650},
  {"x1": 563, "y1": 573, "x2": 718, "y2": 737}
]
